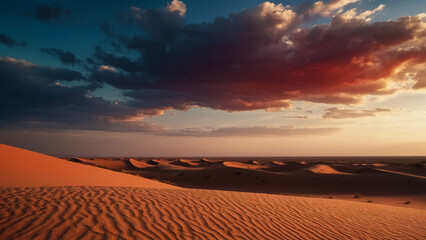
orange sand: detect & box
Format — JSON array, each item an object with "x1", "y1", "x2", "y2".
[
  {"x1": 1, "y1": 144, "x2": 425, "y2": 239},
  {"x1": 0, "y1": 144, "x2": 178, "y2": 188}
]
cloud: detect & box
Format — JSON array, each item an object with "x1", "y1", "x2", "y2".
[
  {"x1": 98, "y1": 65, "x2": 116, "y2": 72},
  {"x1": 2, "y1": 1, "x2": 425, "y2": 134},
  {"x1": 0, "y1": 57, "x2": 164, "y2": 132},
  {"x1": 309, "y1": 0, "x2": 359, "y2": 13},
  {"x1": 0, "y1": 34, "x2": 28, "y2": 48},
  {"x1": 91, "y1": 46, "x2": 141, "y2": 72},
  {"x1": 339, "y1": 4, "x2": 385, "y2": 22},
  {"x1": 0, "y1": 56, "x2": 86, "y2": 113},
  {"x1": 323, "y1": 107, "x2": 391, "y2": 119},
  {"x1": 410, "y1": 64, "x2": 426, "y2": 89},
  {"x1": 0, "y1": 56, "x2": 333, "y2": 135},
  {"x1": 284, "y1": 115, "x2": 309, "y2": 119},
  {"x1": 27, "y1": 4, "x2": 71, "y2": 23},
  {"x1": 358, "y1": 4, "x2": 385, "y2": 21},
  {"x1": 88, "y1": 1, "x2": 425, "y2": 115},
  {"x1": 160, "y1": 126, "x2": 340, "y2": 137},
  {"x1": 166, "y1": 0, "x2": 186, "y2": 17},
  {"x1": 40, "y1": 48, "x2": 79, "y2": 65},
  {"x1": 123, "y1": 1, "x2": 186, "y2": 43}
]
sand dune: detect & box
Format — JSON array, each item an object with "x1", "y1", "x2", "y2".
[
  {"x1": 1, "y1": 186, "x2": 425, "y2": 240},
  {"x1": 129, "y1": 158, "x2": 158, "y2": 169},
  {"x1": 0, "y1": 187, "x2": 426, "y2": 239},
  {"x1": 69, "y1": 156, "x2": 424, "y2": 199},
  {"x1": 76, "y1": 158, "x2": 128, "y2": 171},
  {"x1": 59, "y1": 155, "x2": 425, "y2": 203},
  {"x1": 263, "y1": 161, "x2": 309, "y2": 172},
  {"x1": 0, "y1": 144, "x2": 178, "y2": 188},
  {"x1": 223, "y1": 161, "x2": 268, "y2": 170},
  {"x1": 309, "y1": 164, "x2": 350, "y2": 174},
  {"x1": 168, "y1": 159, "x2": 214, "y2": 168},
  {"x1": 1, "y1": 144, "x2": 426, "y2": 239},
  {"x1": 99, "y1": 156, "x2": 426, "y2": 209}
]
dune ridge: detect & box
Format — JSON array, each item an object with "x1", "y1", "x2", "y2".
[
  {"x1": 0, "y1": 144, "x2": 178, "y2": 188},
  {"x1": 308, "y1": 164, "x2": 350, "y2": 174},
  {"x1": 129, "y1": 158, "x2": 158, "y2": 169},
  {"x1": 1, "y1": 186, "x2": 425, "y2": 240}
]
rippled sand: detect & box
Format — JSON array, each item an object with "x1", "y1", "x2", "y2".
[
  {"x1": 1, "y1": 143, "x2": 425, "y2": 239},
  {"x1": 1, "y1": 186, "x2": 425, "y2": 240}
]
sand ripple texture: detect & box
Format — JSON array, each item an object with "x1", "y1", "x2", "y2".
[{"x1": 1, "y1": 186, "x2": 425, "y2": 240}]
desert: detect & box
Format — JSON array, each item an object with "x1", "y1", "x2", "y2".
[
  {"x1": 1, "y1": 0, "x2": 426, "y2": 239},
  {"x1": 1, "y1": 143, "x2": 425, "y2": 239}
]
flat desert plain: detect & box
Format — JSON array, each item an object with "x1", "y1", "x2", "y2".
[{"x1": 1, "y1": 143, "x2": 425, "y2": 239}]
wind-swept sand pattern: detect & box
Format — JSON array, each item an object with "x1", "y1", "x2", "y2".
[
  {"x1": 1, "y1": 186, "x2": 426, "y2": 240},
  {"x1": 1, "y1": 144, "x2": 426, "y2": 239}
]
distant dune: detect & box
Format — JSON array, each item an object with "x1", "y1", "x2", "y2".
[
  {"x1": 116, "y1": 156, "x2": 426, "y2": 209},
  {"x1": 1, "y1": 144, "x2": 425, "y2": 239},
  {"x1": 308, "y1": 164, "x2": 350, "y2": 174}
]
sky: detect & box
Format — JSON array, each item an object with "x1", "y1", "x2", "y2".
[{"x1": 0, "y1": 0, "x2": 425, "y2": 156}]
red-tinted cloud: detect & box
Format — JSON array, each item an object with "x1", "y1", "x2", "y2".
[
  {"x1": 92, "y1": 1, "x2": 425, "y2": 114},
  {"x1": 1, "y1": 1, "x2": 425, "y2": 134}
]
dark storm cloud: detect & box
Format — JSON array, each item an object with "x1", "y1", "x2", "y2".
[
  {"x1": 89, "y1": 1, "x2": 425, "y2": 114},
  {"x1": 40, "y1": 48, "x2": 79, "y2": 65},
  {"x1": 0, "y1": 34, "x2": 28, "y2": 48},
  {"x1": 27, "y1": 4, "x2": 71, "y2": 23},
  {"x1": 91, "y1": 46, "x2": 141, "y2": 73},
  {"x1": 2, "y1": 0, "x2": 425, "y2": 135},
  {"x1": 0, "y1": 57, "x2": 86, "y2": 110},
  {"x1": 0, "y1": 57, "x2": 337, "y2": 135},
  {"x1": 122, "y1": 0, "x2": 186, "y2": 43},
  {"x1": 0, "y1": 57, "x2": 165, "y2": 133}
]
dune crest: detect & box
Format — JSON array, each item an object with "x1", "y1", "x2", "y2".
[
  {"x1": 309, "y1": 164, "x2": 350, "y2": 174},
  {"x1": 129, "y1": 158, "x2": 158, "y2": 169},
  {"x1": 223, "y1": 161, "x2": 266, "y2": 170}
]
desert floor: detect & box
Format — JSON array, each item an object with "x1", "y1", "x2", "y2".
[{"x1": 1, "y1": 144, "x2": 425, "y2": 239}]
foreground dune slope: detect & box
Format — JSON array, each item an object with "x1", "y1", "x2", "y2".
[
  {"x1": 0, "y1": 144, "x2": 178, "y2": 188},
  {"x1": 1, "y1": 186, "x2": 425, "y2": 240}
]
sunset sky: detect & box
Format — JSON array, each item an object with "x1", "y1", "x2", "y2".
[{"x1": 0, "y1": 0, "x2": 425, "y2": 156}]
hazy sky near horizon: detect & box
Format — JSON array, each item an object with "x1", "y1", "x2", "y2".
[{"x1": 0, "y1": 0, "x2": 425, "y2": 156}]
